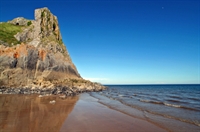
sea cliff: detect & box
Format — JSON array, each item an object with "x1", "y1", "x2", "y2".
[{"x1": 0, "y1": 7, "x2": 105, "y2": 95}]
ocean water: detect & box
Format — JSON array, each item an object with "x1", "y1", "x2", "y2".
[{"x1": 90, "y1": 84, "x2": 200, "y2": 131}]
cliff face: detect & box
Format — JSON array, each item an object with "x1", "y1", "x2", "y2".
[{"x1": 0, "y1": 7, "x2": 105, "y2": 92}]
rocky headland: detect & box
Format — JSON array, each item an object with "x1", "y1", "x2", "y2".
[{"x1": 0, "y1": 7, "x2": 106, "y2": 96}]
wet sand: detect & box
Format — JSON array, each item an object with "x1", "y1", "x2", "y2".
[
  {"x1": 1, "y1": 94, "x2": 167, "y2": 132},
  {"x1": 61, "y1": 93, "x2": 167, "y2": 132},
  {"x1": 0, "y1": 94, "x2": 79, "y2": 132}
]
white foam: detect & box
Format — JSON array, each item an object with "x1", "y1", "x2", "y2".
[{"x1": 164, "y1": 103, "x2": 180, "y2": 108}]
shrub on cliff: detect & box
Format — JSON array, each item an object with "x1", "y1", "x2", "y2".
[{"x1": 27, "y1": 21, "x2": 32, "y2": 26}]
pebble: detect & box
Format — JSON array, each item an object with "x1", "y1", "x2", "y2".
[
  {"x1": 49, "y1": 100, "x2": 56, "y2": 104},
  {"x1": 59, "y1": 95, "x2": 66, "y2": 99}
]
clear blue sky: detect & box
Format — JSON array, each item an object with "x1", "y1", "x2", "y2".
[{"x1": 0, "y1": 0, "x2": 199, "y2": 84}]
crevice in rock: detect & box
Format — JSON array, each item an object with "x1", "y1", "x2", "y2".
[
  {"x1": 13, "y1": 59, "x2": 18, "y2": 68},
  {"x1": 10, "y1": 59, "x2": 18, "y2": 68},
  {"x1": 53, "y1": 23, "x2": 56, "y2": 31}
]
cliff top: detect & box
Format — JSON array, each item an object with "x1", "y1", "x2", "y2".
[{"x1": 0, "y1": 7, "x2": 62, "y2": 48}]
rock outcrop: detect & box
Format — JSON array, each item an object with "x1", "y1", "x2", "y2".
[
  {"x1": 8, "y1": 17, "x2": 31, "y2": 26},
  {"x1": 0, "y1": 7, "x2": 106, "y2": 95}
]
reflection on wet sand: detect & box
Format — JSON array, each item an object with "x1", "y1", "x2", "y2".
[{"x1": 0, "y1": 94, "x2": 78, "y2": 132}]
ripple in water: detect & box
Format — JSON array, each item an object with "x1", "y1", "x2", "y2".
[{"x1": 99, "y1": 84, "x2": 200, "y2": 127}]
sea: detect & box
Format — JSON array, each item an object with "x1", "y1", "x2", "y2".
[{"x1": 90, "y1": 84, "x2": 200, "y2": 132}]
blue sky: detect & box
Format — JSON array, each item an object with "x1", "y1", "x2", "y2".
[{"x1": 0, "y1": 0, "x2": 199, "y2": 84}]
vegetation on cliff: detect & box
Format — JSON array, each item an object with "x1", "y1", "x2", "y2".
[{"x1": 0, "y1": 22, "x2": 23, "y2": 46}]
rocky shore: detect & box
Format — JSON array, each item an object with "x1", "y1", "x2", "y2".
[
  {"x1": 0, "y1": 86, "x2": 104, "y2": 96},
  {"x1": 0, "y1": 79, "x2": 106, "y2": 96}
]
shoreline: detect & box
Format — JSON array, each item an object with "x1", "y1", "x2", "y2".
[
  {"x1": 90, "y1": 92, "x2": 200, "y2": 132},
  {"x1": 60, "y1": 93, "x2": 167, "y2": 132}
]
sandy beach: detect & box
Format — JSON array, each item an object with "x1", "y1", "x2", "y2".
[
  {"x1": 0, "y1": 93, "x2": 168, "y2": 132},
  {"x1": 60, "y1": 94, "x2": 167, "y2": 132}
]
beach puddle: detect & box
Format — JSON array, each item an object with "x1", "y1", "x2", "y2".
[{"x1": 0, "y1": 94, "x2": 78, "y2": 132}]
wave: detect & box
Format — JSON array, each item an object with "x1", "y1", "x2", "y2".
[
  {"x1": 165, "y1": 99, "x2": 189, "y2": 104},
  {"x1": 139, "y1": 99, "x2": 200, "y2": 112},
  {"x1": 163, "y1": 103, "x2": 199, "y2": 111},
  {"x1": 102, "y1": 91, "x2": 200, "y2": 112},
  {"x1": 118, "y1": 94, "x2": 125, "y2": 97},
  {"x1": 117, "y1": 94, "x2": 132, "y2": 98},
  {"x1": 167, "y1": 95, "x2": 183, "y2": 99},
  {"x1": 91, "y1": 92, "x2": 200, "y2": 127},
  {"x1": 101, "y1": 91, "x2": 200, "y2": 112},
  {"x1": 166, "y1": 99, "x2": 180, "y2": 103},
  {"x1": 164, "y1": 103, "x2": 181, "y2": 108},
  {"x1": 139, "y1": 99, "x2": 163, "y2": 104},
  {"x1": 187, "y1": 97, "x2": 200, "y2": 101}
]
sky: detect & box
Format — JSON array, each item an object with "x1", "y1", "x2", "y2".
[{"x1": 0, "y1": 0, "x2": 199, "y2": 84}]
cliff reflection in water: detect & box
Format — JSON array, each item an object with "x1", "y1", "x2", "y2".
[{"x1": 0, "y1": 94, "x2": 79, "y2": 132}]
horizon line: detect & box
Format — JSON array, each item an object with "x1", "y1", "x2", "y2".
[{"x1": 102, "y1": 83, "x2": 200, "y2": 85}]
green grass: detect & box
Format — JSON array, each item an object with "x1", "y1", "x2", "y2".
[{"x1": 0, "y1": 22, "x2": 23, "y2": 46}]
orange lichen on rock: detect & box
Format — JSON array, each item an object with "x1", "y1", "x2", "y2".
[
  {"x1": 13, "y1": 52, "x2": 19, "y2": 58},
  {"x1": 0, "y1": 44, "x2": 29, "y2": 58},
  {"x1": 39, "y1": 49, "x2": 46, "y2": 61},
  {"x1": 15, "y1": 43, "x2": 28, "y2": 57},
  {"x1": 0, "y1": 47, "x2": 14, "y2": 57}
]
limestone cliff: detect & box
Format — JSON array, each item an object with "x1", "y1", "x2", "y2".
[{"x1": 0, "y1": 7, "x2": 105, "y2": 94}]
